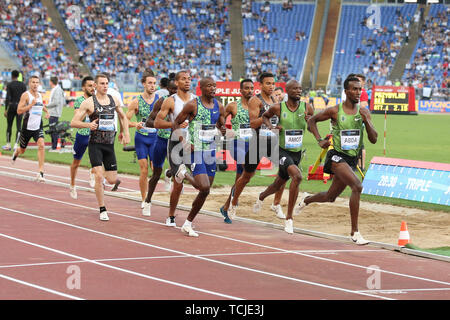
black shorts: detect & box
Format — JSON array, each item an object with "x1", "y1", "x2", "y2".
[
  {"x1": 88, "y1": 142, "x2": 117, "y2": 171},
  {"x1": 323, "y1": 149, "x2": 358, "y2": 175},
  {"x1": 167, "y1": 139, "x2": 183, "y2": 176},
  {"x1": 19, "y1": 128, "x2": 44, "y2": 149},
  {"x1": 278, "y1": 147, "x2": 302, "y2": 181},
  {"x1": 243, "y1": 135, "x2": 278, "y2": 173}
]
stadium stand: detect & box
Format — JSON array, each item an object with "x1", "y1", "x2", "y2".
[
  {"x1": 54, "y1": 0, "x2": 232, "y2": 81},
  {"x1": 0, "y1": 0, "x2": 81, "y2": 81},
  {"x1": 242, "y1": 0, "x2": 315, "y2": 82},
  {"x1": 329, "y1": 3, "x2": 417, "y2": 94},
  {"x1": 402, "y1": 4, "x2": 449, "y2": 100}
]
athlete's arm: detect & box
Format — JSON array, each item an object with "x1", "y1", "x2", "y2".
[
  {"x1": 224, "y1": 101, "x2": 237, "y2": 119},
  {"x1": 17, "y1": 92, "x2": 33, "y2": 115},
  {"x1": 305, "y1": 102, "x2": 315, "y2": 121},
  {"x1": 154, "y1": 97, "x2": 174, "y2": 129},
  {"x1": 115, "y1": 98, "x2": 130, "y2": 145},
  {"x1": 360, "y1": 107, "x2": 377, "y2": 144},
  {"x1": 42, "y1": 105, "x2": 50, "y2": 119},
  {"x1": 248, "y1": 96, "x2": 263, "y2": 129},
  {"x1": 307, "y1": 105, "x2": 338, "y2": 149},
  {"x1": 216, "y1": 101, "x2": 226, "y2": 136},
  {"x1": 125, "y1": 98, "x2": 141, "y2": 129},
  {"x1": 71, "y1": 98, "x2": 98, "y2": 130},
  {"x1": 262, "y1": 104, "x2": 281, "y2": 130},
  {"x1": 146, "y1": 97, "x2": 164, "y2": 128}
]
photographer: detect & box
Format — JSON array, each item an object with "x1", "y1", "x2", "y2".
[{"x1": 46, "y1": 76, "x2": 65, "y2": 152}]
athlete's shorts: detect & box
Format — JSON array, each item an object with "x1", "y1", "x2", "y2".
[
  {"x1": 323, "y1": 149, "x2": 358, "y2": 175},
  {"x1": 19, "y1": 128, "x2": 44, "y2": 149},
  {"x1": 134, "y1": 132, "x2": 156, "y2": 161},
  {"x1": 88, "y1": 142, "x2": 117, "y2": 171},
  {"x1": 243, "y1": 135, "x2": 278, "y2": 173},
  {"x1": 188, "y1": 150, "x2": 216, "y2": 177},
  {"x1": 167, "y1": 139, "x2": 184, "y2": 176},
  {"x1": 278, "y1": 147, "x2": 302, "y2": 181},
  {"x1": 229, "y1": 138, "x2": 249, "y2": 175},
  {"x1": 72, "y1": 133, "x2": 89, "y2": 160},
  {"x1": 152, "y1": 135, "x2": 168, "y2": 169}
]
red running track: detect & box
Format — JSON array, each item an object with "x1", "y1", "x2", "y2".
[{"x1": 0, "y1": 155, "x2": 449, "y2": 301}]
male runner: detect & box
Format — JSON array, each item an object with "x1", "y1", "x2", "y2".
[
  {"x1": 13, "y1": 75, "x2": 50, "y2": 181},
  {"x1": 126, "y1": 71, "x2": 159, "y2": 209},
  {"x1": 154, "y1": 70, "x2": 195, "y2": 227},
  {"x1": 255, "y1": 80, "x2": 314, "y2": 233},
  {"x1": 227, "y1": 72, "x2": 281, "y2": 219},
  {"x1": 141, "y1": 79, "x2": 178, "y2": 216},
  {"x1": 69, "y1": 76, "x2": 96, "y2": 199},
  {"x1": 71, "y1": 74, "x2": 130, "y2": 221},
  {"x1": 219, "y1": 79, "x2": 254, "y2": 223},
  {"x1": 173, "y1": 77, "x2": 226, "y2": 237},
  {"x1": 297, "y1": 76, "x2": 377, "y2": 244}
]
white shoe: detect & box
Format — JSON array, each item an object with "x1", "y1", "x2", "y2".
[
  {"x1": 253, "y1": 198, "x2": 263, "y2": 213},
  {"x1": 142, "y1": 202, "x2": 151, "y2": 216},
  {"x1": 181, "y1": 224, "x2": 198, "y2": 237},
  {"x1": 89, "y1": 169, "x2": 95, "y2": 188},
  {"x1": 228, "y1": 205, "x2": 237, "y2": 219},
  {"x1": 165, "y1": 216, "x2": 176, "y2": 227},
  {"x1": 99, "y1": 211, "x2": 109, "y2": 221},
  {"x1": 164, "y1": 169, "x2": 172, "y2": 192},
  {"x1": 271, "y1": 204, "x2": 286, "y2": 219},
  {"x1": 284, "y1": 219, "x2": 294, "y2": 234},
  {"x1": 36, "y1": 172, "x2": 45, "y2": 183},
  {"x1": 175, "y1": 164, "x2": 186, "y2": 184},
  {"x1": 70, "y1": 186, "x2": 77, "y2": 199},
  {"x1": 351, "y1": 232, "x2": 369, "y2": 245},
  {"x1": 294, "y1": 198, "x2": 306, "y2": 216}
]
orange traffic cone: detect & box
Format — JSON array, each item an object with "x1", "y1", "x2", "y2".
[
  {"x1": 398, "y1": 221, "x2": 410, "y2": 246},
  {"x1": 56, "y1": 138, "x2": 62, "y2": 151}
]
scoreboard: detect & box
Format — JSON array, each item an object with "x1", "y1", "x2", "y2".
[{"x1": 370, "y1": 86, "x2": 417, "y2": 115}]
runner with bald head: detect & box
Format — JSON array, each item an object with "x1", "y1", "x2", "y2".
[
  {"x1": 173, "y1": 76, "x2": 226, "y2": 237},
  {"x1": 255, "y1": 79, "x2": 314, "y2": 233}
]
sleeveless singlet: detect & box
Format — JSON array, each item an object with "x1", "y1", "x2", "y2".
[
  {"x1": 188, "y1": 97, "x2": 220, "y2": 151},
  {"x1": 89, "y1": 94, "x2": 116, "y2": 145},
  {"x1": 230, "y1": 99, "x2": 251, "y2": 141},
  {"x1": 136, "y1": 94, "x2": 159, "y2": 136},
  {"x1": 279, "y1": 101, "x2": 307, "y2": 152},
  {"x1": 332, "y1": 103, "x2": 364, "y2": 157},
  {"x1": 23, "y1": 91, "x2": 44, "y2": 131}
]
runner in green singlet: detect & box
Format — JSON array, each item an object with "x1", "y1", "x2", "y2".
[
  {"x1": 255, "y1": 80, "x2": 314, "y2": 234},
  {"x1": 297, "y1": 76, "x2": 378, "y2": 245}
]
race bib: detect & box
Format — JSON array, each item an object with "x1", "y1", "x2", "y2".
[
  {"x1": 27, "y1": 103, "x2": 43, "y2": 131},
  {"x1": 285, "y1": 129, "x2": 303, "y2": 149},
  {"x1": 341, "y1": 129, "x2": 360, "y2": 150},
  {"x1": 98, "y1": 114, "x2": 115, "y2": 131},
  {"x1": 239, "y1": 123, "x2": 252, "y2": 140},
  {"x1": 138, "y1": 117, "x2": 157, "y2": 134},
  {"x1": 198, "y1": 124, "x2": 216, "y2": 143}
]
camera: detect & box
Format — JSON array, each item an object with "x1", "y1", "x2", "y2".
[{"x1": 44, "y1": 121, "x2": 74, "y2": 148}]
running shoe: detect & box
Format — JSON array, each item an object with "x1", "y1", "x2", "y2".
[
  {"x1": 181, "y1": 224, "x2": 198, "y2": 237},
  {"x1": 174, "y1": 164, "x2": 186, "y2": 184},
  {"x1": 2, "y1": 144, "x2": 11, "y2": 151},
  {"x1": 111, "y1": 179, "x2": 121, "y2": 191},
  {"x1": 165, "y1": 216, "x2": 176, "y2": 227},
  {"x1": 351, "y1": 232, "x2": 369, "y2": 245},
  {"x1": 228, "y1": 204, "x2": 237, "y2": 219},
  {"x1": 294, "y1": 198, "x2": 306, "y2": 216},
  {"x1": 271, "y1": 204, "x2": 286, "y2": 219},
  {"x1": 36, "y1": 172, "x2": 45, "y2": 183},
  {"x1": 284, "y1": 219, "x2": 294, "y2": 234},
  {"x1": 89, "y1": 169, "x2": 96, "y2": 188},
  {"x1": 142, "y1": 202, "x2": 151, "y2": 216},
  {"x1": 253, "y1": 198, "x2": 263, "y2": 213},
  {"x1": 69, "y1": 185, "x2": 77, "y2": 199},
  {"x1": 220, "y1": 206, "x2": 232, "y2": 224},
  {"x1": 99, "y1": 211, "x2": 109, "y2": 221}
]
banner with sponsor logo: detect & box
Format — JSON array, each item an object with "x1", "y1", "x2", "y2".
[
  {"x1": 418, "y1": 100, "x2": 450, "y2": 113},
  {"x1": 370, "y1": 86, "x2": 417, "y2": 114}
]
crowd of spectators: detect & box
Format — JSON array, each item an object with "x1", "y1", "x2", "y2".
[
  {"x1": 0, "y1": 0, "x2": 81, "y2": 82},
  {"x1": 56, "y1": 0, "x2": 231, "y2": 82},
  {"x1": 402, "y1": 6, "x2": 449, "y2": 99}
]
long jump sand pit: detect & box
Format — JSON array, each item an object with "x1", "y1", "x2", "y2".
[{"x1": 151, "y1": 186, "x2": 449, "y2": 249}]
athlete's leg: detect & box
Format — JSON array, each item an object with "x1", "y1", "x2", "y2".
[
  {"x1": 230, "y1": 169, "x2": 255, "y2": 207},
  {"x1": 186, "y1": 173, "x2": 211, "y2": 222},
  {"x1": 36, "y1": 137, "x2": 45, "y2": 173},
  {"x1": 168, "y1": 180, "x2": 183, "y2": 218},
  {"x1": 70, "y1": 159, "x2": 82, "y2": 187},
  {"x1": 92, "y1": 165, "x2": 106, "y2": 207},
  {"x1": 138, "y1": 158, "x2": 149, "y2": 201},
  {"x1": 286, "y1": 165, "x2": 302, "y2": 220},
  {"x1": 273, "y1": 182, "x2": 286, "y2": 205}
]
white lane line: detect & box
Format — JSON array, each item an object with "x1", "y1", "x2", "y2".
[
  {"x1": 358, "y1": 288, "x2": 450, "y2": 294},
  {"x1": 1, "y1": 186, "x2": 447, "y2": 289},
  {"x1": 0, "y1": 204, "x2": 391, "y2": 300},
  {"x1": 0, "y1": 232, "x2": 243, "y2": 300},
  {"x1": 0, "y1": 249, "x2": 385, "y2": 270},
  {"x1": 0, "y1": 273, "x2": 84, "y2": 300}
]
